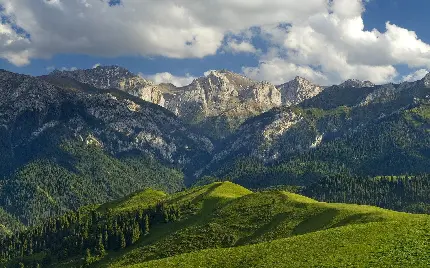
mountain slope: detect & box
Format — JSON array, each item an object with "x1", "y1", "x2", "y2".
[
  {"x1": 277, "y1": 76, "x2": 323, "y2": 106},
  {"x1": 154, "y1": 70, "x2": 284, "y2": 139},
  {"x1": 0, "y1": 69, "x2": 213, "y2": 225},
  {"x1": 196, "y1": 74, "x2": 430, "y2": 187}
]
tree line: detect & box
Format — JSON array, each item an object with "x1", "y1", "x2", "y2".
[
  {"x1": 303, "y1": 174, "x2": 430, "y2": 214},
  {"x1": 0, "y1": 201, "x2": 191, "y2": 267}
]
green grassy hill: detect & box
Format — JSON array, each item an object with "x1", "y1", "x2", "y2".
[
  {"x1": 90, "y1": 182, "x2": 430, "y2": 268},
  {"x1": 135, "y1": 218, "x2": 430, "y2": 268},
  {"x1": 2, "y1": 182, "x2": 429, "y2": 268}
]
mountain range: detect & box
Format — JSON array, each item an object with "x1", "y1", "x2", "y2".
[
  {"x1": 1, "y1": 65, "x2": 430, "y2": 227},
  {"x1": 51, "y1": 66, "x2": 323, "y2": 139}
]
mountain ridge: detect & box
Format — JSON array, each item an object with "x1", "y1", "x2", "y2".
[{"x1": 48, "y1": 66, "x2": 327, "y2": 139}]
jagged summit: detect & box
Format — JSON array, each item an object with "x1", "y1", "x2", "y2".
[
  {"x1": 421, "y1": 72, "x2": 430, "y2": 87},
  {"x1": 48, "y1": 65, "x2": 164, "y2": 105},
  {"x1": 47, "y1": 66, "x2": 328, "y2": 139},
  {"x1": 164, "y1": 69, "x2": 281, "y2": 124},
  {"x1": 338, "y1": 79, "x2": 375, "y2": 88},
  {"x1": 196, "y1": 69, "x2": 257, "y2": 90},
  {"x1": 277, "y1": 76, "x2": 323, "y2": 106}
]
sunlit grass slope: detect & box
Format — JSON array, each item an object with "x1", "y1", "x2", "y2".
[
  {"x1": 133, "y1": 218, "x2": 430, "y2": 268},
  {"x1": 90, "y1": 182, "x2": 422, "y2": 268},
  {"x1": 97, "y1": 188, "x2": 167, "y2": 214}
]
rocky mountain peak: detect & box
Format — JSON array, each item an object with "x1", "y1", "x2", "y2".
[
  {"x1": 339, "y1": 79, "x2": 375, "y2": 88},
  {"x1": 277, "y1": 76, "x2": 323, "y2": 106},
  {"x1": 293, "y1": 76, "x2": 310, "y2": 83},
  {"x1": 196, "y1": 70, "x2": 256, "y2": 90},
  {"x1": 48, "y1": 66, "x2": 327, "y2": 139},
  {"x1": 48, "y1": 65, "x2": 164, "y2": 106},
  {"x1": 421, "y1": 72, "x2": 430, "y2": 87},
  {"x1": 161, "y1": 70, "x2": 283, "y2": 139}
]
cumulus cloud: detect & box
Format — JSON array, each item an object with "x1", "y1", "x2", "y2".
[
  {"x1": 0, "y1": 23, "x2": 31, "y2": 66},
  {"x1": 1, "y1": 0, "x2": 430, "y2": 85},
  {"x1": 225, "y1": 41, "x2": 258, "y2": 54},
  {"x1": 141, "y1": 72, "x2": 195, "y2": 87},
  {"x1": 244, "y1": 0, "x2": 430, "y2": 84},
  {"x1": 402, "y1": 69, "x2": 429, "y2": 82},
  {"x1": 243, "y1": 57, "x2": 328, "y2": 85},
  {"x1": 0, "y1": 0, "x2": 327, "y2": 64}
]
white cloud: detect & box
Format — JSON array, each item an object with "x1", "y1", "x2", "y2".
[
  {"x1": 60, "y1": 66, "x2": 77, "y2": 71},
  {"x1": 242, "y1": 0, "x2": 430, "y2": 85},
  {"x1": 225, "y1": 40, "x2": 258, "y2": 54},
  {"x1": 141, "y1": 72, "x2": 195, "y2": 87},
  {"x1": 243, "y1": 57, "x2": 328, "y2": 85},
  {"x1": 402, "y1": 69, "x2": 429, "y2": 82},
  {"x1": 0, "y1": 0, "x2": 430, "y2": 85},
  {"x1": 0, "y1": 0, "x2": 327, "y2": 65},
  {"x1": 0, "y1": 23, "x2": 31, "y2": 66}
]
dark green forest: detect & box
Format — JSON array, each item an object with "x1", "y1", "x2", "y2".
[
  {"x1": 0, "y1": 199, "x2": 188, "y2": 267},
  {"x1": 0, "y1": 140, "x2": 184, "y2": 226},
  {"x1": 303, "y1": 174, "x2": 430, "y2": 214}
]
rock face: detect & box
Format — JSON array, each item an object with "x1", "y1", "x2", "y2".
[
  {"x1": 277, "y1": 76, "x2": 324, "y2": 106},
  {"x1": 419, "y1": 73, "x2": 430, "y2": 88},
  {"x1": 49, "y1": 68, "x2": 325, "y2": 139},
  {"x1": 50, "y1": 66, "x2": 165, "y2": 106},
  {"x1": 48, "y1": 67, "x2": 329, "y2": 139},
  {"x1": 359, "y1": 83, "x2": 402, "y2": 106},
  {"x1": 338, "y1": 79, "x2": 375, "y2": 88},
  {"x1": 196, "y1": 74, "x2": 430, "y2": 181},
  {"x1": 165, "y1": 70, "x2": 281, "y2": 122},
  {"x1": 0, "y1": 70, "x2": 213, "y2": 176}
]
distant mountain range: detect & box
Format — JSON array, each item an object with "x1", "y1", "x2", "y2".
[
  {"x1": 1, "y1": 65, "x2": 430, "y2": 227},
  {"x1": 51, "y1": 66, "x2": 323, "y2": 139}
]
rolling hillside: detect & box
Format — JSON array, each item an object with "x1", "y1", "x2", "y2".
[
  {"x1": 2, "y1": 182, "x2": 428, "y2": 267},
  {"x1": 135, "y1": 218, "x2": 430, "y2": 268}
]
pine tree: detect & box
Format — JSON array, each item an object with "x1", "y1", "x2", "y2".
[
  {"x1": 144, "y1": 214, "x2": 150, "y2": 236},
  {"x1": 84, "y1": 248, "x2": 93, "y2": 266},
  {"x1": 95, "y1": 236, "x2": 106, "y2": 257},
  {"x1": 120, "y1": 232, "x2": 126, "y2": 249},
  {"x1": 163, "y1": 209, "x2": 169, "y2": 223},
  {"x1": 131, "y1": 222, "x2": 141, "y2": 244}
]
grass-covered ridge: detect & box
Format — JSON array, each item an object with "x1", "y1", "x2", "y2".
[
  {"x1": 2, "y1": 182, "x2": 429, "y2": 268},
  {"x1": 134, "y1": 218, "x2": 430, "y2": 268},
  {"x1": 117, "y1": 182, "x2": 429, "y2": 268},
  {"x1": 95, "y1": 182, "x2": 421, "y2": 267}
]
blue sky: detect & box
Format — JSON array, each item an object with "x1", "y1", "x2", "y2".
[{"x1": 0, "y1": 0, "x2": 430, "y2": 86}]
